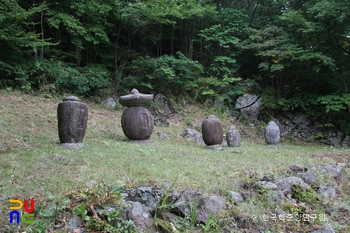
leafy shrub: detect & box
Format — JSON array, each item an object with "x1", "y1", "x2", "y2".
[
  {"x1": 123, "y1": 52, "x2": 203, "y2": 96},
  {"x1": 260, "y1": 88, "x2": 321, "y2": 121},
  {"x1": 278, "y1": 93, "x2": 320, "y2": 115},
  {"x1": 318, "y1": 94, "x2": 350, "y2": 113},
  {"x1": 54, "y1": 63, "x2": 110, "y2": 96},
  {"x1": 69, "y1": 183, "x2": 137, "y2": 233},
  {"x1": 0, "y1": 59, "x2": 111, "y2": 96},
  {"x1": 220, "y1": 78, "x2": 255, "y2": 109},
  {"x1": 187, "y1": 76, "x2": 242, "y2": 104},
  {"x1": 0, "y1": 59, "x2": 65, "y2": 90},
  {"x1": 0, "y1": 61, "x2": 35, "y2": 90}
]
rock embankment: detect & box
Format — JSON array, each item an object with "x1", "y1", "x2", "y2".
[{"x1": 60, "y1": 162, "x2": 349, "y2": 233}]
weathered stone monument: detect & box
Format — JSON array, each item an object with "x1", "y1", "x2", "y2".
[
  {"x1": 264, "y1": 121, "x2": 280, "y2": 145},
  {"x1": 226, "y1": 125, "x2": 241, "y2": 147},
  {"x1": 202, "y1": 115, "x2": 223, "y2": 146},
  {"x1": 120, "y1": 89, "x2": 154, "y2": 140},
  {"x1": 57, "y1": 96, "x2": 88, "y2": 147}
]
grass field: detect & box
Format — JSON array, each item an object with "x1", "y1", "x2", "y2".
[{"x1": 0, "y1": 90, "x2": 349, "y2": 232}]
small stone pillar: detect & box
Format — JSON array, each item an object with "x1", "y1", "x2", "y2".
[
  {"x1": 227, "y1": 126, "x2": 241, "y2": 147},
  {"x1": 202, "y1": 115, "x2": 223, "y2": 146},
  {"x1": 265, "y1": 121, "x2": 280, "y2": 145},
  {"x1": 120, "y1": 89, "x2": 154, "y2": 140},
  {"x1": 57, "y1": 96, "x2": 88, "y2": 146}
]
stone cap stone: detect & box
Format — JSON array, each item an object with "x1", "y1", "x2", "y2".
[
  {"x1": 63, "y1": 96, "x2": 81, "y2": 102},
  {"x1": 119, "y1": 88, "x2": 154, "y2": 107}
]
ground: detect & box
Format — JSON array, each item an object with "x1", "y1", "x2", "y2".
[{"x1": 0, "y1": 91, "x2": 349, "y2": 232}]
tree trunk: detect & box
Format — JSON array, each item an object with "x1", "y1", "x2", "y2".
[
  {"x1": 76, "y1": 44, "x2": 81, "y2": 66},
  {"x1": 114, "y1": 38, "x2": 120, "y2": 96},
  {"x1": 40, "y1": 10, "x2": 44, "y2": 59},
  {"x1": 113, "y1": 24, "x2": 124, "y2": 96},
  {"x1": 171, "y1": 24, "x2": 175, "y2": 56},
  {"x1": 249, "y1": 0, "x2": 260, "y2": 27},
  {"x1": 157, "y1": 25, "x2": 163, "y2": 57}
]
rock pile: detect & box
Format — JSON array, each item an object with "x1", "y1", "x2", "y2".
[
  {"x1": 151, "y1": 94, "x2": 176, "y2": 127},
  {"x1": 273, "y1": 112, "x2": 346, "y2": 146},
  {"x1": 61, "y1": 162, "x2": 348, "y2": 233}
]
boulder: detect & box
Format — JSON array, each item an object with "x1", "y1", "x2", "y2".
[
  {"x1": 173, "y1": 188, "x2": 203, "y2": 218},
  {"x1": 289, "y1": 164, "x2": 308, "y2": 174},
  {"x1": 101, "y1": 96, "x2": 117, "y2": 108},
  {"x1": 123, "y1": 185, "x2": 164, "y2": 215},
  {"x1": 266, "y1": 190, "x2": 285, "y2": 206},
  {"x1": 309, "y1": 224, "x2": 336, "y2": 233},
  {"x1": 320, "y1": 132, "x2": 344, "y2": 145},
  {"x1": 197, "y1": 196, "x2": 227, "y2": 223},
  {"x1": 66, "y1": 215, "x2": 86, "y2": 233},
  {"x1": 154, "y1": 115, "x2": 170, "y2": 127},
  {"x1": 318, "y1": 186, "x2": 337, "y2": 199},
  {"x1": 181, "y1": 128, "x2": 205, "y2": 145},
  {"x1": 257, "y1": 181, "x2": 278, "y2": 190},
  {"x1": 227, "y1": 191, "x2": 244, "y2": 206},
  {"x1": 273, "y1": 113, "x2": 315, "y2": 141},
  {"x1": 276, "y1": 176, "x2": 310, "y2": 197},
  {"x1": 291, "y1": 112, "x2": 310, "y2": 125},
  {"x1": 314, "y1": 164, "x2": 348, "y2": 186},
  {"x1": 153, "y1": 94, "x2": 176, "y2": 116},
  {"x1": 172, "y1": 189, "x2": 227, "y2": 224},
  {"x1": 156, "y1": 131, "x2": 169, "y2": 139},
  {"x1": 297, "y1": 172, "x2": 319, "y2": 187},
  {"x1": 341, "y1": 135, "x2": 350, "y2": 148},
  {"x1": 149, "y1": 94, "x2": 176, "y2": 128},
  {"x1": 235, "y1": 94, "x2": 262, "y2": 122},
  {"x1": 123, "y1": 201, "x2": 154, "y2": 233}
]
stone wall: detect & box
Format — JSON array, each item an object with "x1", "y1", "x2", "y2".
[
  {"x1": 273, "y1": 112, "x2": 346, "y2": 146},
  {"x1": 62, "y1": 162, "x2": 349, "y2": 233}
]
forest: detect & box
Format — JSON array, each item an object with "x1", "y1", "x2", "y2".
[{"x1": 1, "y1": 0, "x2": 350, "y2": 131}]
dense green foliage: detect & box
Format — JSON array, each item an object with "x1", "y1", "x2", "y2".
[{"x1": 1, "y1": 0, "x2": 350, "y2": 128}]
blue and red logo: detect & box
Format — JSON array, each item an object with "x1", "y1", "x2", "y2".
[{"x1": 9, "y1": 199, "x2": 35, "y2": 224}]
